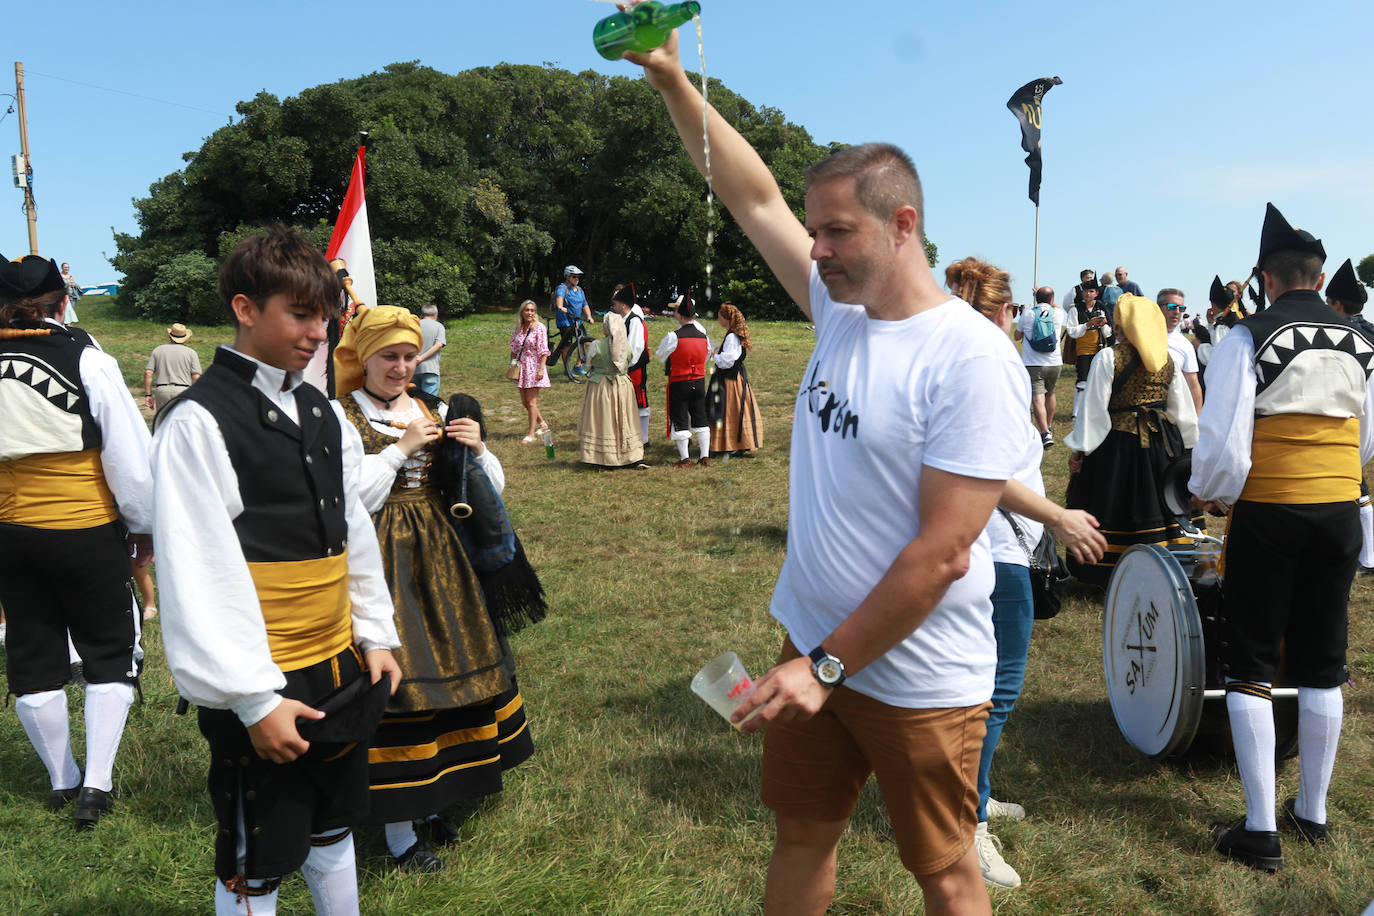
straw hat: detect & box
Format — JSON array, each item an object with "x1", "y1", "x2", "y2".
[{"x1": 168, "y1": 323, "x2": 192, "y2": 343}]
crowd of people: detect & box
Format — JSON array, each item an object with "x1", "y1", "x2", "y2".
[
  {"x1": 1, "y1": 20, "x2": 1371, "y2": 916},
  {"x1": 509, "y1": 269, "x2": 764, "y2": 470}
]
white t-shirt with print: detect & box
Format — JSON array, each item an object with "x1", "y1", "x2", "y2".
[
  {"x1": 769, "y1": 265, "x2": 1031, "y2": 709},
  {"x1": 1016, "y1": 303, "x2": 1066, "y2": 368}
]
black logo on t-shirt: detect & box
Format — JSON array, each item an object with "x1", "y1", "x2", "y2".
[{"x1": 801, "y1": 363, "x2": 859, "y2": 439}]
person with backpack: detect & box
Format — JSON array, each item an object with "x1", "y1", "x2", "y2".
[{"x1": 1014, "y1": 287, "x2": 1066, "y2": 448}]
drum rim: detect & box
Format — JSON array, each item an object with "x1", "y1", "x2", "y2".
[{"x1": 1102, "y1": 543, "x2": 1206, "y2": 758}]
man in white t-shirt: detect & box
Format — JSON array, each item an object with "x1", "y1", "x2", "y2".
[
  {"x1": 1014, "y1": 287, "x2": 1065, "y2": 448},
  {"x1": 628, "y1": 30, "x2": 1027, "y2": 916},
  {"x1": 1158, "y1": 288, "x2": 1202, "y2": 414}
]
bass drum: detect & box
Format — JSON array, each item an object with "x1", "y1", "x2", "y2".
[{"x1": 1103, "y1": 543, "x2": 1298, "y2": 759}]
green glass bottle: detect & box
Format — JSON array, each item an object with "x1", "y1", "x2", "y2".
[{"x1": 592, "y1": 1, "x2": 701, "y2": 61}]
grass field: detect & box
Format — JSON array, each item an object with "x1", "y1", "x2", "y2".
[{"x1": 1, "y1": 297, "x2": 1371, "y2": 915}]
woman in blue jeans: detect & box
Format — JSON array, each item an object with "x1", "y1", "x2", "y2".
[{"x1": 947, "y1": 257, "x2": 1107, "y2": 889}]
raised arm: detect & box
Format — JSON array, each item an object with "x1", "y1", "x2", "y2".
[{"x1": 625, "y1": 23, "x2": 813, "y2": 317}]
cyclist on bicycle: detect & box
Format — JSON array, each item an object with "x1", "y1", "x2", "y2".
[{"x1": 550, "y1": 266, "x2": 593, "y2": 377}]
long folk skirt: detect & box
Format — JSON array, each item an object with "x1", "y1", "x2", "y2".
[
  {"x1": 1065, "y1": 426, "x2": 1200, "y2": 588},
  {"x1": 365, "y1": 486, "x2": 533, "y2": 823},
  {"x1": 710, "y1": 373, "x2": 763, "y2": 453}
]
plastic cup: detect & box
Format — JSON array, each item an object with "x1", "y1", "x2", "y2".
[{"x1": 691, "y1": 651, "x2": 755, "y2": 726}]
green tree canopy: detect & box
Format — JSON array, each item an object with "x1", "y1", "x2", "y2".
[
  {"x1": 115, "y1": 61, "x2": 911, "y2": 324},
  {"x1": 1358, "y1": 253, "x2": 1374, "y2": 290}
]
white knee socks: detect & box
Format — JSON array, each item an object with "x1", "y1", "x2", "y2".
[
  {"x1": 638, "y1": 409, "x2": 650, "y2": 445},
  {"x1": 83, "y1": 681, "x2": 135, "y2": 793},
  {"x1": 1360, "y1": 498, "x2": 1374, "y2": 568},
  {"x1": 672, "y1": 429, "x2": 691, "y2": 460},
  {"x1": 1072, "y1": 384, "x2": 1085, "y2": 420},
  {"x1": 215, "y1": 879, "x2": 278, "y2": 915},
  {"x1": 15, "y1": 689, "x2": 81, "y2": 791},
  {"x1": 384, "y1": 820, "x2": 419, "y2": 858},
  {"x1": 303, "y1": 828, "x2": 360, "y2": 916},
  {"x1": 1295, "y1": 686, "x2": 1342, "y2": 824},
  {"x1": 1225, "y1": 681, "x2": 1276, "y2": 832},
  {"x1": 693, "y1": 426, "x2": 710, "y2": 459}
]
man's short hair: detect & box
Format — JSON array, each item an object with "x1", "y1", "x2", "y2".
[
  {"x1": 1034, "y1": 287, "x2": 1055, "y2": 304},
  {"x1": 676, "y1": 295, "x2": 695, "y2": 320},
  {"x1": 1261, "y1": 251, "x2": 1324, "y2": 290},
  {"x1": 804, "y1": 143, "x2": 924, "y2": 236},
  {"x1": 1156, "y1": 288, "x2": 1185, "y2": 305},
  {"x1": 421, "y1": 304, "x2": 438, "y2": 317},
  {"x1": 217, "y1": 225, "x2": 340, "y2": 325}
]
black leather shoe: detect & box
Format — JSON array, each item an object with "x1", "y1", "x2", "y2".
[
  {"x1": 47, "y1": 786, "x2": 81, "y2": 812},
  {"x1": 1211, "y1": 819, "x2": 1283, "y2": 872},
  {"x1": 416, "y1": 816, "x2": 462, "y2": 848},
  {"x1": 1282, "y1": 797, "x2": 1330, "y2": 844},
  {"x1": 73, "y1": 786, "x2": 118, "y2": 829},
  {"x1": 394, "y1": 841, "x2": 444, "y2": 874}
]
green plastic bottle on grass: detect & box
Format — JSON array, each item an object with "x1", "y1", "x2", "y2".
[{"x1": 593, "y1": 1, "x2": 701, "y2": 61}]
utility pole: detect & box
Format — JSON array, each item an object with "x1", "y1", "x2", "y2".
[{"x1": 14, "y1": 61, "x2": 39, "y2": 254}]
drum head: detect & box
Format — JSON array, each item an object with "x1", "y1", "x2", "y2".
[{"x1": 1103, "y1": 544, "x2": 1207, "y2": 758}]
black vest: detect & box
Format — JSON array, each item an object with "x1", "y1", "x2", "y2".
[
  {"x1": 166, "y1": 347, "x2": 347, "y2": 562},
  {"x1": 0, "y1": 324, "x2": 102, "y2": 455}
]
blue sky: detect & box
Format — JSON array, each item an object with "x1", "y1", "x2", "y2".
[{"x1": 5, "y1": 0, "x2": 1371, "y2": 310}]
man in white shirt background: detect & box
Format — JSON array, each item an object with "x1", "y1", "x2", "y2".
[{"x1": 1158, "y1": 288, "x2": 1203, "y2": 414}]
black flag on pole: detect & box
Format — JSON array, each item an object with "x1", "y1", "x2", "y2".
[{"x1": 1006, "y1": 77, "x2": 1062, "y2": 205}]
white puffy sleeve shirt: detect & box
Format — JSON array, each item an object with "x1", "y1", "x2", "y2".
[
  {"x1": 1063, "y1": 346, "x2": 1198, "y2": 455},
  {"x1": 152, "y1": 356, "x2": 399, "y2": 727}
]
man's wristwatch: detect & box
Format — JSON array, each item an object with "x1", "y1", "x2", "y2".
[{"x1": 808, "y1": 645, "x2": 846, "y2": 689}]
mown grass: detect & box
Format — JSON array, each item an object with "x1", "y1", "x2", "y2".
[{"x1": 1, "y1": 297, "x2": 1371, "y2": 914}]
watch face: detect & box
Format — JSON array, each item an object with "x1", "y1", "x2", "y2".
[{"x1": 817, "y1": 658, "x2": 843, "y2": 685}]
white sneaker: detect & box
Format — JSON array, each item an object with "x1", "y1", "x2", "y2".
[
  {"x1": 987, "y1": 797, "x2": 1026, "y2": 820},
  {"x1": 974, "y1": 822, "x2": 1022, "y2": 889}
]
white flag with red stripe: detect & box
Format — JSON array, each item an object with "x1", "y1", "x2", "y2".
[{"x1": 303, "y1": 144, "x2": 376, "y2": 394}]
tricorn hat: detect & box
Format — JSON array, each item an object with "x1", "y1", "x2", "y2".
[
  {"x1": 1208, "y1": 275, "x2": 1234, "y2": 307},
  {"x1": 1256, "y1": 202, "x2": 1325, "y2": 270},
  {"x1": 0, "y1": 255, "x2": 64, "y2": 300},
  {"x1": 1327, "y1": 258, "x2": 1367, "y2": 308}
]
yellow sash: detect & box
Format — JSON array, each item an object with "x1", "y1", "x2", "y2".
[
  {"x1": 1077, "y1": 329, "x2": 1102, "y2": 358},
  {"x1": 0, "y1": 448, "x2": 118, "y2": 528},
  {"x1": 246, "y1": 551, "x2": 354, "y2": 672},
  {"x1": 1240, "y1": 415, "x2": 1361, "y2": 504}
]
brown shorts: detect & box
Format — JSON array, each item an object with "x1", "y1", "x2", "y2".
[{"x1": 760, "y1": 641, "x2": 989, "y2": 875}]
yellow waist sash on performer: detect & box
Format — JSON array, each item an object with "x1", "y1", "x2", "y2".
[
  {"x1": 1078, "y1": 329, "x2": 1102, "y2": 358},
  {"x1": 0, "y1": 448, "x2": 118, "y2": 528},
  {"x1": 246, "y1": 551, "x2": 354, "y2": 673},
  {"x1": 1239, "y1": 415, "x2": 1361, "y2": 504}
]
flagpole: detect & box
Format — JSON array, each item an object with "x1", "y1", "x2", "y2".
[{"x1": 1033, "y1": 205, "x2": 1040, "y2": 295}]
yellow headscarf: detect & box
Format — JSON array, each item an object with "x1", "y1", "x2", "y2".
[
  {"x1": 1113, "y1": 294, "x2": 1169, "y2": 373},
  {"x1": 332, "y1": 304, "x2": 423, "y2": 397}
]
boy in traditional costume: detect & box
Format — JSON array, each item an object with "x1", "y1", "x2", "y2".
[
  {"x1": 152, "y1": 227, "x2": 401, "y2": 914},
  {"x1": 1191, "y1": 205, "x2": 1374, "y2": 871},
  {"x1": 655, "y1": 295, "x2": 711, "y2": 467},
  {"x1": 0, "y1": 255, "x2": 153, "y2": 828}
]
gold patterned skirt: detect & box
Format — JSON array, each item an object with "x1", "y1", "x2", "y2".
[{"x1": 365, "y1": 485, "x2": 533, "y2": 821}]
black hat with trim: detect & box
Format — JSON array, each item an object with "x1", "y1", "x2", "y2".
[
  {"x1": 1208, "y1": 275, "x2": 1234, "y2": 306},
  {"x1": 1327, "y1": 258, "x2": 1367, "y2": 308},
  {"x1": 0, "y1": 255, "x2": 64, "y2": 301},
  {"x1": 1256, "y1": 202, "x2": 1325, "y2": 269}
]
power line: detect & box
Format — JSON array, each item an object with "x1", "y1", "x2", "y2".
[{"x1": 25, "y1": 70, "x2": 233, "y2": 119}]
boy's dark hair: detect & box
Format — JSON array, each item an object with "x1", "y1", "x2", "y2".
[
  {"x1": 218, "y1": 225, "x2": 341, "y2": 324},
  {"x1": 676, "y1": 293, "x2": 695, "y2": 320},
  {"x1": 1261, "y1": 250, "x2": 1324, "y2": 291}
]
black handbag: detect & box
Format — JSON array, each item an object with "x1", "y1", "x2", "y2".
[{"x1": 998, "y1": 509, "x2": 1071, "y2": 620}]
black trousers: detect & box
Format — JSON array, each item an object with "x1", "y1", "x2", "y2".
[
  {"x1": 668, "y1": 378, "x2": 707, "y2": 430},
  {"x1": 1220, "y1": 500, "x2": 1356, "y2": 687},
  {"x1": 0, "y1": 520, "x2": 141, "y2": 694},
  {"x1": 199, "y1": 647, "x2": 370, "y2": 882}
]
